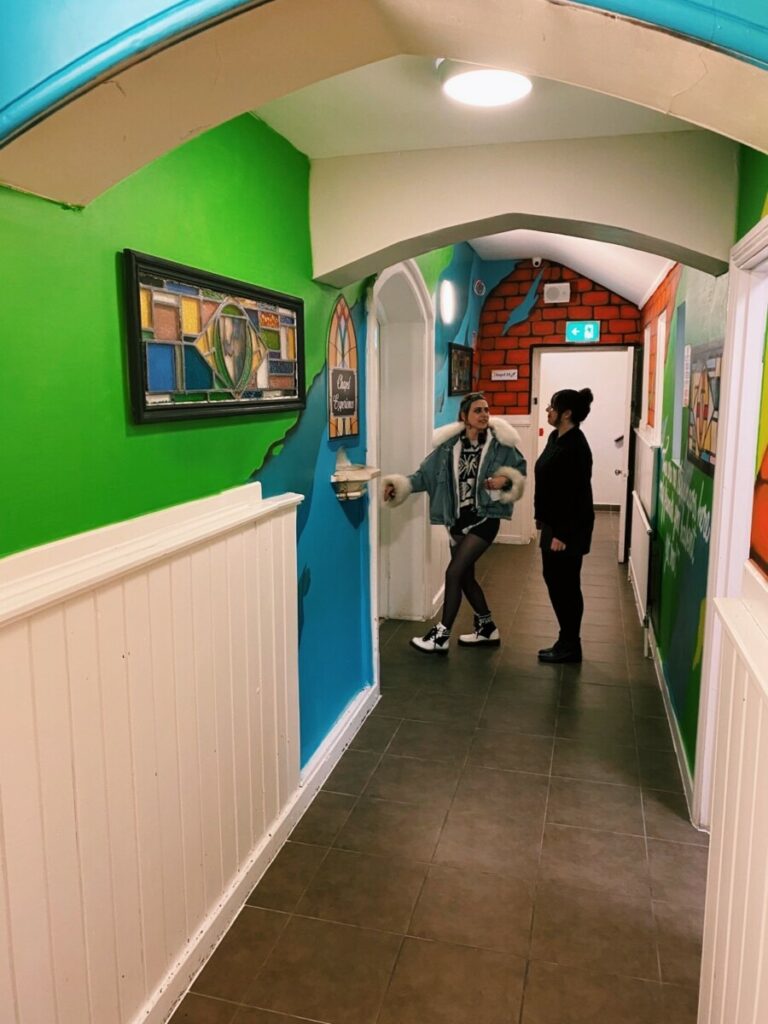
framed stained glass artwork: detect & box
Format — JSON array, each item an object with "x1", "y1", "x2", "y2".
[
  {"x1": 123, "y1": 250, "x2": 305, "y2": 423},
  {"x1": 327, "y1": 296, "x2": 359, "y2": 438}
]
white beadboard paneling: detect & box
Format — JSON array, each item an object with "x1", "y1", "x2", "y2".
[
  {"x1": 700, "y1": 598, "x2": 768, "y2": 1024},
  {"x1": 28, "y1": 608, "x2": 91, "y2": 1024},
  {"x1": 0, "y1": 621, "x2": 59, "y2": 1024},
  {"x1": 0, "y1": 485, "x2": 305, "y2": 1024},
  {"x1": 65, "y1": 595, "x2": 122, "y2": 1023}
]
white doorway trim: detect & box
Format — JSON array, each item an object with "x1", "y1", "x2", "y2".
[
  {"x1": 694, "y1": 216, "x2": 768, "y2": 829},
  {"x1": 366, "y1": 260, "x2": 435, "y2": 686}
]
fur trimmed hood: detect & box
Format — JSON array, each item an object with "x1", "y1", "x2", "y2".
[{"x1": 432, "y1": 416, "x2": 522, "y2": 450}]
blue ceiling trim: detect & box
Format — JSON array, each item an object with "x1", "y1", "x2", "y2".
[
  {"x1": 568, "y1": 0, "x2": 768, "y2": 69},
  {"x1": 0, "y1": 1, "x2": 262, "y2": 144}
]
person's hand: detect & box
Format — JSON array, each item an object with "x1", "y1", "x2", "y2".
[
  {"x1": 550, "y1": 537, "x2": 567, "y2": 552},
  {"x1": 383, "y1": 482, "x2": 396, "y2": 502},
  {"x1": 484, "y1": 475, "x2": 506, "y2": 490}
]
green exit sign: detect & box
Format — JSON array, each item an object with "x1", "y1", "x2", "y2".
[{"x1": 566, "y1": 320, "x2": 600, "y2": 343}]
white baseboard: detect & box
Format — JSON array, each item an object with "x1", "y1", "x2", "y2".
[
  {"x1": 495, "y1": 534, "x2": 529, "y2": 545},
  {"x1": 143, "y1": 684, "x2": 380, "y2": 1024}
]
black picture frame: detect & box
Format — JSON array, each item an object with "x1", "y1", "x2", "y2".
[
  {"x1": 123, "y1": 249, "x2": 306, "y2": 423},
  {"x1": 448, "y1": 342, "x2": 473, "y2": 396}
]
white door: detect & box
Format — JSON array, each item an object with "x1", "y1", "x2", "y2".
[{"x1": 536, "y1": 347, "x2": 634, "y2": 561}]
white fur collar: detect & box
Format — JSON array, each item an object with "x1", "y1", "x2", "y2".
[{"x1": 432, "y1": 416, "x2": 522, "y2": 449}]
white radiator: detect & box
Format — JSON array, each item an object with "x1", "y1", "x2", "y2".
[
  {"x1": 0, "y1": 483, "x2": 303, "y2": 1024},
  {"x1": 698, "y1": 596, "x2": 768, "y2": 1024},
  {"x1": 628, "y1": 489, "x2": 653, "y2": 624}
]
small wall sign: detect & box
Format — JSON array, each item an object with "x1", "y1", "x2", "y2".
[
  {"x1": 491, "y1": 368, "x2": 519, "y2": 381},
  {"x1": 566, "y1": 320, "x2": 601, "y2": 343},
  {"x1": 330, "y1": 367, "x2": 357, "y2": 419}
]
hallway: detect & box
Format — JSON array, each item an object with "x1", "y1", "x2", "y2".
[{"x1": 174, "y1": 514, "x2": 708, "y2": 1024}]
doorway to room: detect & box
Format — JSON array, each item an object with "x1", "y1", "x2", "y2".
[{"x1": 531, "y1": 345, "x2": 637, "y2": 561}]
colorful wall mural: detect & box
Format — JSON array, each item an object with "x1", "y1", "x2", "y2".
[
  {"x1": 0, "y1": 113, "x2": 373, "y2": 766},
  {"x1": 649, "y1": 267, "x2": 728, "y2": 768},
  {"x1": 421, "y1": 243, "x2": 516, "y2": 427},
  {"x1": 750, "y1": 318, "x2": 768, "y2": 576},
  {"x1": 476, "y1": 260, "x2": 642, "y2": 414}
]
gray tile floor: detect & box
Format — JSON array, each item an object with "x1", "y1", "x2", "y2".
[{"x1": 172, "y1": 513, "x2": 707, "y2": 1024}]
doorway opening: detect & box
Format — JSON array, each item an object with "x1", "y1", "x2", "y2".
[
  {"x1": 366, "y1": 261, "x2": 435, "y2": 681},
  {"x1": 531, "y1": 344, "x2": 639, "y2": 563}
]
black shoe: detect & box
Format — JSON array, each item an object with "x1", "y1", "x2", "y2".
[
  {"x1": 538, "y1": 643, "x2": 582, "y2": 664},
  {"x1": 537, "y1": 644, "x2": 557, "y2": 657}
]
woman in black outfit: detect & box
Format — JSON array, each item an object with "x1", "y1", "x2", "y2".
[{"x1": 534, "y1": 388, "x2": 595, "y2": 663}]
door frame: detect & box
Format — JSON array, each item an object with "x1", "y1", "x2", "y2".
[
  {"x1": 694, "y1": 216, "x2": 768, "y2": 828},
  {"x1": 365, "y1": 260, "x2": 434, "y2": 687},
  {"x1": 530, "y1": 342, "x2": 642, "y2": 559}
]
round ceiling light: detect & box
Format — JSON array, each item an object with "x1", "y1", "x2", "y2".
[{"x1": 438, "y1": 60, "x2": 532, "y2": 108}]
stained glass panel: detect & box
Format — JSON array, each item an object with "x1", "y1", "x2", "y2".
[
  {"x1": 125, "y1": 250, "x2": 305, "y2": 423},
  {"x1": 327, "y1": 296, "x2": 359, "y2": 438}
]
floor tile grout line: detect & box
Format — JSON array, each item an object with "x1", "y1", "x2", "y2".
[{"x1": 189, "y1": 990, "x2": 332, "y2": 1024}]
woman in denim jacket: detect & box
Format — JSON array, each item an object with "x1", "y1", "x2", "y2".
[{"x1": 382, "y1": 392, "x2": 526, "y2": 653}]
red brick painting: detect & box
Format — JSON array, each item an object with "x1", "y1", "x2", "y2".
[{"x1": 476, "y1": 259, "x2": 642, "y2": 414}]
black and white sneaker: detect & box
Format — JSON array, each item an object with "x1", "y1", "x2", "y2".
[
  {"x1": 410, "y1": 624, "x2": 450, "y2": 654},
  {"x1": 458, "y1": 615, "x2": 500, "y2": 647}
]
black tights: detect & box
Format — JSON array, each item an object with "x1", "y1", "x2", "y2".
[
  {"x1": 541, "y1": 548, "x2": 584, "y2": 644},
  {"x1": 440, "y1": 533, "x2": 492, "y2": 630}
]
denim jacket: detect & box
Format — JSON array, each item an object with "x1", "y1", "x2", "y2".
[{"x1": 382, "y1": 417, "x2": 527, "y2": 526}]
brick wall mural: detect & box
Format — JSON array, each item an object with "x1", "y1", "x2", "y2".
[
  {"x1": 476, "y1": 259, "x2": 642, "y2": 414},
  {"x1": 640, "y1": 263, "x2": 681, "y2": 428}
]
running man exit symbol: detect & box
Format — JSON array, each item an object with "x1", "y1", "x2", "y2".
[{"x1": 565, "y1": 320, "x2": 601, "y2": 343}]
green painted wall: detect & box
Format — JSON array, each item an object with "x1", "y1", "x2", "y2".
[
  {"x1": 737, "y1": 145, "x2": 768, "y2": 239},
  {"x1": 0, "y1": 115, "x2": 340, "y2": 558},
  {"x1": 652, "y1": 268, "x2": 727, "y2": 769}
]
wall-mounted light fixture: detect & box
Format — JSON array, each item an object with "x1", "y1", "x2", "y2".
[
  {"x1": 437, "y1": 59, "x2": 532, "y2": 108},
  {"x1": 439, "y1": 280, "x2": 456, "y2": 324}
]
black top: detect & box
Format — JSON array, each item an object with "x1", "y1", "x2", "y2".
[{"x1": 534, "y1": 427, "x2": 595, "y2": 554}]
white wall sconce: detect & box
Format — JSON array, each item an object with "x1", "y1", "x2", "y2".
[
  {"x1": 331, "y1": 447, "x2": 380, "y2": 501},
  {"x1": 437, "y1": 59, "x2": 532, "y2": 108},
  {"x1": 439, "y1": 279, "x2": 456, "y2": 324}
]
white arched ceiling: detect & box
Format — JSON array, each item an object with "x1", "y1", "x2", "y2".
[
  {"x1": 0, "y1": 0, "x2": 765, "y2": 206},
  {"x1": 310, "y1": 131, "x2": 737, "y2": 285}
]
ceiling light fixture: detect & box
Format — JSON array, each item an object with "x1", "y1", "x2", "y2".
[{"x1": 437, "y1": 59, "x2": 532, "y2": 108}]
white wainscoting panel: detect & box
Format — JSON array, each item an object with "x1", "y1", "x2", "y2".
[
  {"x1": 0, "y1": 483, "x2": 307, "y2": 1024},
  {"x1": 698, "y1": 594, "x2": 768, "y2": 1024}
]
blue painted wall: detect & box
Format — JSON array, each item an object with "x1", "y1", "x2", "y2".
[
  {"x1": 571, "y1": 0, "x2": 768, "y2": 68},
  {"x1": 252, "y1": 297, "x2": 373, "y2": 765},
  {"x1": 432, "y1": 243, "x2": 517, "y2": 426},
  {"x1": 0, "y1": 0, "x2": 251, "y2": 141}
]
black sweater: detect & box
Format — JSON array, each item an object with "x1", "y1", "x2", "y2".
[{"x1": 534, "y1": 427, "x2": 595, "y2": 554}]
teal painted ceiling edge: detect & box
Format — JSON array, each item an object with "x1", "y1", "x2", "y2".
[
  {"x1": 568, "y1": 0, "x2": 768, "y2": 69},
  {"x1": 0, "y1": 0, "x2": 262, "y2": 144}
]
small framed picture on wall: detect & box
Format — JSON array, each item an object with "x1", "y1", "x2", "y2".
[{"x1": 448, "y1": 343, "x2": 473, "y2": 395}]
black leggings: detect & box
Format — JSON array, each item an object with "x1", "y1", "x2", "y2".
[
  {"x1": 440, "y1": 530, "x2": 495, "y2": 630},
  {"x1": 541, "y1": 548, "x2": 584, "y2": 644}
]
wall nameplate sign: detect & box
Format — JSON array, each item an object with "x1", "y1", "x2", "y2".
[{"x1": 491, "y1": 368, "x2": 519, "y2": 381}]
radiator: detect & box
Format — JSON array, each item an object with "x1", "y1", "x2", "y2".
[
  {"x1": 628, "y1": 489, "x2": 653, "y2": 624},
  {"x1": 698, "y1": 597, "x2": 768, "y2": 1023},
  {"x1": 0, "y1": 483, "x2": 302, "y2": 1024}
]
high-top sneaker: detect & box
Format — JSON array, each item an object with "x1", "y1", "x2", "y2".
[
  {"x1": 410, "y1": 623, "x2": 450, "y2": 654},
  {"x1": 458, "y1": 614, "x2": 500, "y2": 647}
]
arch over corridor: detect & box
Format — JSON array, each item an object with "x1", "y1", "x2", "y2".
[{"x1": 0, "y1": 0, "x2": 765, "y2": 206}]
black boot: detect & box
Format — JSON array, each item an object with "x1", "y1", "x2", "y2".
[{"x1": 538, "y1": 640, "x2": 582, "y2": 663}]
